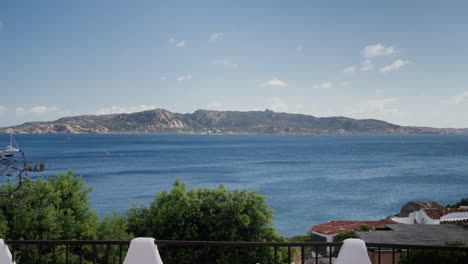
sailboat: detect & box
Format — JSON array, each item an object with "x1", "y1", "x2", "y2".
[{"x1": 1, "y1": 133, "x2": 21, "y2": 157}]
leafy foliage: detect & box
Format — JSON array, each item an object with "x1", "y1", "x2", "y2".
[
  {"x1": 0, "y1": 150, "x2": 44, "y2": 198},
  {"x1": 0, "y1": 170, "x2": 131, "y2": 263},
  {"x1": 446, "y1": 198, "x2": 468, "y2": 208},
  {"x1": 127, "y1": 179, "x2": 286, "y2": 263}
]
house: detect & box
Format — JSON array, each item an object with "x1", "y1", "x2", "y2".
[
  {"x1": 307, "y1": 220, "x2": 396, "y2": 242},
  {"x1": 391, "y1": 208, "x2": 468, "y2": 224}
]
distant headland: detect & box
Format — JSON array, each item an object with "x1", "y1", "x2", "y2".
[{"x1": 1, "y1": 108, "x2": 467, "y2": 135}]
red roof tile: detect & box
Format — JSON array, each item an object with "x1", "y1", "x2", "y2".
[
  {"x1": 308, "y1": 219, "x2": 396, "y2": 235},
  {"x1": 422, "y1": 208, "x2": 468, "y2": 220},
  {"x1": 440, "y1": 219, "x2": 468, "y2": 225}
]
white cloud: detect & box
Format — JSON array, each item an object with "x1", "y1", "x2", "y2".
[
  {"x1": 269, "y1": 98, "x2": 288, "y2": 112},
  {"x1": 160, "y1": 76, "x2": 167, "y2": 81},
  {"x1": 206, "y1": 102, "x2": 223, "y2": 109},
  {"x1": 176, "y1": 41, "x2": 186, "y2": 48},
  {"x1": 0, "y1": 105, "x2": 7, "y2": 115},
  {"x1": 168, "y1": 38, "x2": 187, "y2": 48},
  {"x1": 441, "y1": 91, "x2": 468, "y2": 105},
  {"x1": 176, "y1": 74, "x2": 193, "y2": 83},
  {"x1": 380, "y1": 59, "x2": 410, "y2": 73},
  {"x1": 360, "y1": 59, "x2": 374, "y2": 72},
  {"x1": 343, "y1": 66, "x2": 356, "y2": 73},
  {"x1": 362, "y1": 44, "x2": 397, "y2": 58},
  {"x1": 16, "y1": 106, "x2": 59, "y2": 115},
  {"x1": 262, "y1": 78, "x2": 287, "y2": 87},
  {"x1": 315, "y1": 82, "x2": 333, "y2": 89},
  {"x1": 338, "y1": 81, "x2": 350, "y2": 87},
  {"x1": 295, "y1": 104, "x2": 304, "y2": 110},
  {"x1": 296, "y1": 45, "x2": 303, "y2": 52},
  {"x1": 375, "y1": 89, "x2": 385, "y2": 94},
  {"x1": 348, "y1": 98, "x2": 399, "y2": 115},
  {"x1": 95, "y1": 105, "x2": 158, "y2": 115},
  {"x1": 209, "y1": 32, "x2": 224, "y2": 41},
  {"x1": 212, "y1": 59, "x2": 238, "y2": 69}
]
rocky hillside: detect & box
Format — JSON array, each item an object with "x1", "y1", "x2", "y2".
[{"x1": 1, "y1": 108, "x2": 467, "y2": 134}]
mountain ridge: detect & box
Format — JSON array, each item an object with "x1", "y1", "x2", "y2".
[{"x1": 1, "y1": 108, "x2": 467, "y2": 135}]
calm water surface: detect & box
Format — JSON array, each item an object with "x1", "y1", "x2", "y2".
[{"x1": 4, "y1": 134, "x2": 468, "y2": 236}]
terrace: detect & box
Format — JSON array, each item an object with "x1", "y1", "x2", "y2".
[{"x1": 3, "y1": 239, "x2": 468, "y2": 264}]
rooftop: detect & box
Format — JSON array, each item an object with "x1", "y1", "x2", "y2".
[
  {"x1": 308, "y1": 219, "x2": 396, "y2": 236},
  {"x1": 440, "y1": 218, "x2": 468, "y2": 225},
  {"x1": 356, "y1": 224, "x2": 468, "y2": 246},
  {"x1": 422, "y1": 208, "x2": 468, "y2": 220}
]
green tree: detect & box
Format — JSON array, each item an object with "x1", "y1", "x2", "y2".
[
  {"x1": 0, "y1": 170, "x2": 131, "y2": 263},
  {"x1": 127, "y1": 179, "x2": 286, "y2": 263},
  {"x1": 447, "y1": 198, "x2": 468, "y2": 208},
  {"x1": 0, "y1": 170, "x2": 98, "y2": 241}
]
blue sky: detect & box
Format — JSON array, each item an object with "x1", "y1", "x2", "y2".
[{"x1": 1, "y1": 0, "x2": 468, "y2": 127}]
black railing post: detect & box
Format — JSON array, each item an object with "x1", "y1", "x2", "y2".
[
  {"x1": 301, "y1": 246, "x2": 305, "y2": 264},
  {"x1": 314, "y1": 245, "x2": 318, "y2": 264},
  {"x1": 11, "y1": 244, "x2": 15, "y2": 263},
  {"x1": 119, "y1": 244, "x2": 123, "y2": 263},
  {"x1": 79, "y1": 245, "x2": 83, "y2": 264},
  {"x1": 378, "y1": 247, "x2": 381, "y2": 264}
]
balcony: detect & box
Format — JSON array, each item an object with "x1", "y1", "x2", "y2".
[{"x1": 4, "y1": 240, "x2": 468, "y2": 264}]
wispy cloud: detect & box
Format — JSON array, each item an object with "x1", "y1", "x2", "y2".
[
  {"x1": 362, "y1": 44, "x2": 397, "y2": 58},
  {"x1": 380, "y1": 59, "x2": 409, "y2": 73},
  {"x1": 315, "y1": 82, "x2": 333, "y2": 89},
  {"x1": 345, "y1": 44, "x2": 405, "y2": 73},
  {"x1": 16, "y1": 106, "x2": 59, "y2": 115},
  {"x1": 209, "y1": 32, "x2": 224, "y2": 41},
  {"x1": 262, "y1": 78, "x2": 287, "y2": 87},
  {"x1": 96, "y1": 105, "x2": 158, "y2": 115},
  {"x1": 343, "y1": 66, "x2": 356, "y2": 73},
  {"x1": 160, "y1": 76, "x2": 167, "y2": 81},
  {"x1": 360, "y1": 59, "x2": 374, "y2": 72},
  {"x1": 212, "y1": 59, "x2": 238, "y2": 69},
  {"x1": 168, "y1": 38, "x2": 187, "y2": 48},
  {"x1": 348, "y1": 98, "x2": 399, "y2": 115},
  {"x1": 176, "y1": 74, "x2": 193, "y2": 83},
  {"x1": 441, "y1": 91, "x2": 468, "y2": 105}
]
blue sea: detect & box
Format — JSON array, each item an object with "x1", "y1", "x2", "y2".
[{"x1": 3, "y1": 134, "x2": 468, "y2": 237}]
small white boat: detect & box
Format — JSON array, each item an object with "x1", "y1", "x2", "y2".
[{"x1": 1, "y1": 133, "x2": 21, "y2": 156}]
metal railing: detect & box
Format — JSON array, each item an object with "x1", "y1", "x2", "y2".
[{"x1": 4, "y1": 240, "x2": 468, "y2": 264}]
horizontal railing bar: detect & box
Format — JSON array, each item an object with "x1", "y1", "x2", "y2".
[
  {"x1": 4, "y1": 240, "x2": 468, "y2": 252},
  {"x1": 366, "y1": 243, "x2": 468, "y2": 251},
  {"x1": 4, "y1": 240, "x2": 130, "y2": 245}
]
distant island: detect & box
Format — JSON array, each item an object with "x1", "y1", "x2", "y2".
[{"x1": 1, "y1": 108, "x2": 467, "y2": 135}]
